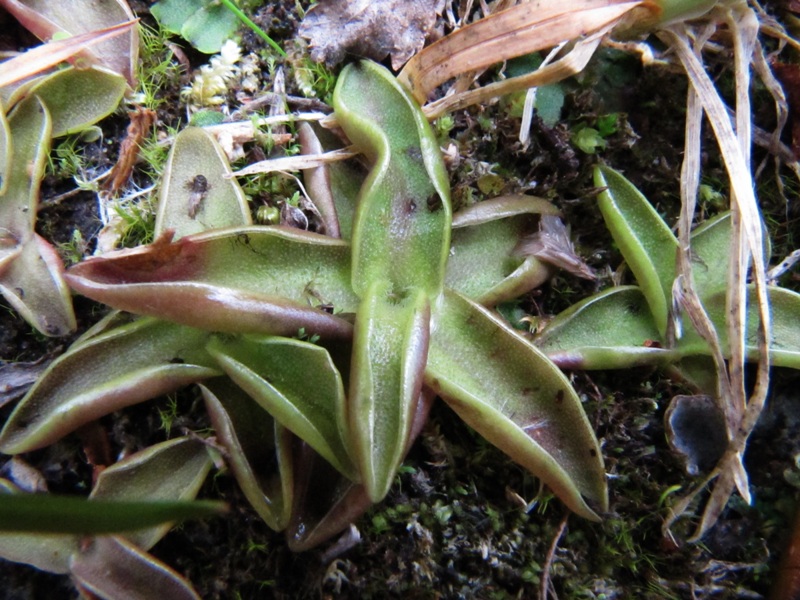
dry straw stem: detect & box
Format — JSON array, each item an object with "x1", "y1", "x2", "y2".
[
  {"x1": 232, "y1": 148, "x2": 358, "y2": 177},
  {"x1": 398, "y1": 0, "x2": 644, "y2": 108},
  {"x1": 0, "y1": 20, "x2": 137, "y2": 88},
  {"x1": 659, "y1": 4, "x2": 774, "y2": 540}
]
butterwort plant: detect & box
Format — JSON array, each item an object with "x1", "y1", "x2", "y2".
[{"x1": 0, "y1": 61, "x2": 607, "y2": 551}]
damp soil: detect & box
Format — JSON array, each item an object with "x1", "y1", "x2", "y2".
[{"x1": 2, "y1": 2, "x2": 800, "y2": 599}]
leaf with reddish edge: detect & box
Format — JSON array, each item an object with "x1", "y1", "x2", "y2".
[
  {"x1": 70, "y1": 536, "x2": 201, "y2": 600},
  {"x1": 7, "y1": 66, "x2": 127, "y2": 137},
  {"x1": 349, "y1": 282, "x2": 430, "y2": 502},
  {"x1": 287, "y1": 390, "x2": 435, "y2": 551},
  {"x1": 65, "y1": 227, "x2": 357, "y2": 340},
  {"x1": 0, "y1": 0, "x2": 139, "y2": 86},
  {"x1": 206, "y1": 335, "x2": 358, "y2": 482},
  {"x1": 1, "y1": 94, "x2": 50, "y2": 241},
  {"x1": 201, "y1": 379, "x2": 294, "y2": 532},
  {"x1": 535, "y1": 286, "x2": 672, "y2": 370},
  {"x1": 155, "y1": 127, "x2": 252, "y2": 238},
  {"x1": 0, "y1": 95, "x2": 76, "y2": 335},
  {"x1": 0, "y1": 318, "x2": 220, "y2": 454},
  {"x1": 0, "y1": 20, "x2": 137, "y2": 92},
  {"x1": 426, "y1": 289, "x2": 608, "y2": 520},
  {"x1": 90, "y1": 437, "x2": 215, "y2": 551},
  {"x1": 0, "y1": 233, "x2": 76, "y2": 336}
]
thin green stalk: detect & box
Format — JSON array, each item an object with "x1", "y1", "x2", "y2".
[{"x1": 219, "y1": 0, "x2": 287, "y2": 58}]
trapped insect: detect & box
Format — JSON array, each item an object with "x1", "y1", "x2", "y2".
[{"x1": 186, "y1": 174, "x2": 210, "y2": 218}]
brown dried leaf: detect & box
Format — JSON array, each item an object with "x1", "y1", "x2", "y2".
[{"x1": 299, "y1": 0, "x2": 444, "y2": 70}]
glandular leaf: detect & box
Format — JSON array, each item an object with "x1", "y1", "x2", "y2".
[
  {"x1": 155, "y1": 127, "x2": 251, "y2": 238},
  {"x1": 334, "y1": 59, "x2": 451, "y2": 298},
  {"x1": 0, "y1": 233, "x2": 76, "y2": 336},
  {"x1": 595, "y1": 165, "x2": 678, "y2": 335},
  {"x1": 0, "y1": 318, "x2": 219, "y2": 454},
  {"x1": 70, "y1": 536, "x2": 202, "y2": 600},
  {"x1": 66, "y1": 227, "x2": 357, "y2": 339},
  {"x1": 1, "y1": 94, "x2": 50, "y2": 240},
  {"x1": 8, "y1": 66, "x2": 127, "y2": 137},
  {"x1": 535, "y1": 286, "x2": 671, "y2": 369},
  {"x1": 90, "y1": 436, "x2": 216, "y2": 551},
  {"x1": 201, "y1": 379, "x2": 294, "y2": 532},
  {"x1": 426, "y1": 289, "x2": 608, "y2": 520},
  {"x1": 206, "y1": 335, "x2": 358, "y2": 482},
  {"x1": 349, "y1": 282, "x2": 430, "y2": 502},
  {"x1": 448, "y1": 214, "x2": 550, "y2": 306},
  {"x1": 0, "y1": 0, "x2": 139, "y2": 86}
]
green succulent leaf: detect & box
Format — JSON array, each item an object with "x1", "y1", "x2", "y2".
[
  {"x1": 65, "y1": 227, "x2": 357, "y2": 339},
  {"x1": 535, "y1": 286, "x2": 672, "y2": 369},
  {"x1": 155, "y1": 127, "x2": 251, "y2": 238},
  {"x1": 8, "y1": 66, "x2": 127, "y2": 137},
  {"x1": 349, "y1": 282, "x2": 430, "y2": 502},
  {"x1": 450, "y1": 194, "x2": 559, "y2": 227},
  {"x1": 687, "y1": 211, "x2": 732, "y2": 301},
  {"x1": 0, "y1": 96, "x2": 75, "y2": 336},
  {"x1": 206, "y1": 335, "x2": 358, "y2": 482},
  {"x1": 201, "y1": 379, "x2": 294, "y2": 531},
  {"x1": 0, "y1": 318, "x2": 219, "y2": 454},
  {"x1": 1, "y1": 94, "x2": 50, "y2": 241},
  {"x1": 334, "y1": 60, "x2": 451, "y2": 298},
  {"x1": 0, "y1": 480, "x2": 78, "y2": 574},
  {"x1": 70, "y1": 535, "x2": 202, "y2": 600},
  {"x1": 426, "y1": 289, "x2": 608, "y2": 520},
  {"x1": 447, "y1": 195, "x2": 559, "y2": 305},
  {"x1": 0, "y1": 233, "x2": 76, "y2": 336},
  {"x1": 90, "y1": 437, "x2": 216, "y2": 550},
  {"x1": 594, "y1": 165, "x2": 678, "y2": 335},
  {"x1": 689, "y1": 285, "x2": 800, "y2": 368}
]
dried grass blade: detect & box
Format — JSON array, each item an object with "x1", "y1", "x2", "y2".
[
  {"x1": 0, "y1": 20, "x2": 137, "y2": 89},
  {"x1": 232, "y1": 149, "x2": 358, "y2": 177},
  {"x1": 660, "y1": 8, "x2": 772, "y2": 536},
  {"x1": 672, "y1": 26, "x2": 732, "y2": 424},
  {"x1": 399, "y1": 0, "x2": 643, "y2": 104},
  {"x1": 424, "y1": 28, "x2": 605, "y2": 120}
]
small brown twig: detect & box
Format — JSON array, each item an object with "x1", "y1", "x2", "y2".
[{"x1": 539, "y1": 511, "x2": 569, "y2": 600}]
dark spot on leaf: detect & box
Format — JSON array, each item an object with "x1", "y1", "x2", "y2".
[
  {"x1": 405, "y1": 146, "x2": 423, "y2": 162},
  {"x1": 169, "y1": 357, "x2": 185, "y2": 364},
  {"x1": 625, "y1": 302, "x2": 642, "y2": 315},
  {"x1": 589, "y1": 449, "x2": 597, "y2": 457},
  {"x1": 14, "y1": 287, "x2": 24, "y2": 299},
  {"x1": 555, "y1": 390, "x2": 564, "y2": 404}
]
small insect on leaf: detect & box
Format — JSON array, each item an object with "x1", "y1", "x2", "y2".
[{"x1": 185, "y1": 175, "x2": 210, "y2": 218}]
